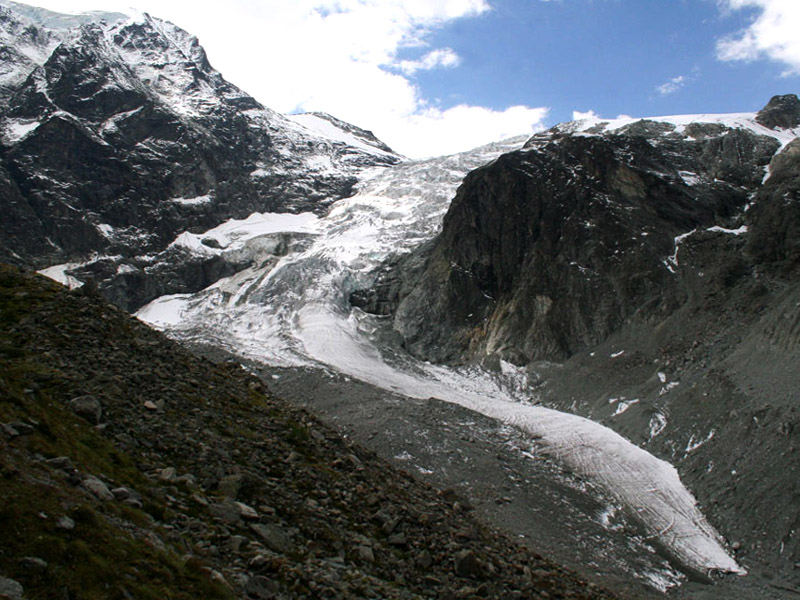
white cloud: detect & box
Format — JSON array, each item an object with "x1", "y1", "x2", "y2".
[
  {"x1": 572, "y1": 109, "x2": 601, "y2": 121},
  {"x1": 388, "y1": 104, "x2": 549, "y2": 158},
  {"x1": 656, "y1": 75, "x2": 687, "y2": 96},
  {"x1": 397, "y1": 47, "x2": 461, "y2": 75},
  {"x1": 22, "y1": 0, "x2": 546, "y2": 158},
  {"x1": 717, "y1": 0, "x2": 800, "y2": 75}
]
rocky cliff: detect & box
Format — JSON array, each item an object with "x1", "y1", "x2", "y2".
[
  {"x1": 0, "y1": 3, "x2": 401, "y2": 310},
  {"x1": 352, "y1": 95, "x2": 800, "y2": 582},
  {"x1": 356, "y1": 99, "x2": 798, "y2": 364}
]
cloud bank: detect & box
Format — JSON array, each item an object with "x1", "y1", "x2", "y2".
[
  {"x1": 717, "y1": 0, "x2": 800, "y2": 76},
  {"x1": 24, "y1": 0, "x2": 548, "y2": 158}
]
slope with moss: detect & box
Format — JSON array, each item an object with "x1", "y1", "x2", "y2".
[{"x1": 0, "y1": 264, "x2": 621, "y2": 600}]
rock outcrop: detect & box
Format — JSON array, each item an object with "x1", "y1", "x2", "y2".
[
  {"x1": 351, "y1": 97, "x2": 800, "y2": 581},
  {"x1": 357, "y1": 116, "x2": 782, "y2": 364},
  {"x1": 0, "y1": 4, "x2": 401, "y2": 310}
]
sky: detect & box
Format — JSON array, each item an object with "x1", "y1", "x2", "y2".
[{"x1": 10, "y1": 0, "x2": 800, "y2": 158}]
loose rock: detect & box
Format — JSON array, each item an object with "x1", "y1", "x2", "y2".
[
  {"x1": 68, "y1": 395, "x2": 102, "y2": 424},
  {"x1": 0, "y1": 576, "x2": 23, "y2": 600},
  {"x1": 81, "y1": 476, "x2": 114, "y2": 501}
]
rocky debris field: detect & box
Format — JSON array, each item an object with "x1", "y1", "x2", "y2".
[{"x1": 0, "y1": 264, "x2": 621, "y2": 600}]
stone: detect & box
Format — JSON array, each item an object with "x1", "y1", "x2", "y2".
[
  {"x1": 0, "y1": 576, "x2": 23, "y2": 600},
  {"x1": 111, "y1": 487, "x2": 132, "y2": 500},
  {"x1": 82, "y1": 476, "x2": 114, "y2": 501},
  {"x1": 250, "y1": 523, "x2": 293, "y2": 554},
  {"x1": 122, "y1": 497, "x2": 143, "y2": 509},
  {"x1": 175, "y1": 474, "x2": 197, "y2": 488},
  {"x1": 143, "y1": 401, "x2": 158, "y2": 411},
  {"x1": 20, "y1": 556, "x2": 48, "y2": 571},
  {"x1": 229, "y1": 536, "x2": 248, "y2": 553},
  {"x1": 248, "y1": 555, "x2": 269, "y2": 569},
  {"x1": 454, "y1": 549, "x2": 484, "y2": 579},
  {"x1": 158, "y1": 467, "x2": 177, "y2": 482},
  {"x1": 46, "y1": 456, "x2": 76, "y2": 472},
  {"x1": 416, "y1": 549, "x2": 433, "y2": 569},
  {"x1": 217, "y1": 474, "x2": 244, "y2": 499},
  {"x1": 355, "y1": 545, "x2": 374, "y2": 563},
  {"x1": 8, "y1": 422, "x2": 34, "y2": 436},
  {"x1": 68, "y1": 395, "x2": 102, "y2": 424},
  {"x1": 56, "y1": 516, "x2": 75, "y2": 531},
  {"x1": 245, "y1": 575, "x2": 279, "y2": 600},
  {"x1": 235, "y1": 501, "x2": 259, "y2": 520},
  {"x1": 0, "y1": 423, "x2": 19, "y2": 438},
  {"x1": 191, "y1": 494, "x2": 209, "y2": 507},
  {"x1": 210, "y1": 501, "x2": 241, "y2": 525}
]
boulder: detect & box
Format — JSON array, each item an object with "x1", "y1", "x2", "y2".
[{"x1": 68, "y1": 395, "x2": 102, "y2": 424}]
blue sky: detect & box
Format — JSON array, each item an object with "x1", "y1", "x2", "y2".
[
  {"x1": 408, "y1": 0, "x2": 797, "y2": 125},
  {"x1": 14, "y1": 0, "x2": 800, "y2": 157},
  {"x1": 411, "y1": 0, "x2": 791, "y2": 122}
]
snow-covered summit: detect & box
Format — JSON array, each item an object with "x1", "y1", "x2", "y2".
[
  {"x1": 289, "y1": 111, "x2": 402, "y2": 159},
  {"x1": 0, "y1": 0, "x2": 128, "y2": 29},
  {"x1": 0, "y1": 0, "x2": 401, "y2": 305},
  {"x1": 543, "y1": 101, "x2": 800, "y2": 152}
]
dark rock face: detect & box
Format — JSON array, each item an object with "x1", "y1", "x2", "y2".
[
  {"x1": 755, "y1": 93, "x2": 800, "y2": 130},
  {"x1": 0, "y1": 6, "x2": 400, "y2": 308},
  {"x1": 371, "y1": 128, "x2": 775, "y2": 364},
  {"x1": 352, "y1": 98, "x2": 800, "y2": 581},
  {"x1": 747, "y1": 137, "x2": 800, "y2": 270}
]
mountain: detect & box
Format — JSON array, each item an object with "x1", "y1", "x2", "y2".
[
  {"x1": 351, "y1": 95, "x2": 800, "y2": 584},
  {"x1": 2, "y1": 2, "x2": 799, "y2": 597},
  {"x1": 0, "y1": 263, "x2": 620, "y2": 600},
  {"x1": 0, "y1": 1, "x2": 401, "y2": 310}
]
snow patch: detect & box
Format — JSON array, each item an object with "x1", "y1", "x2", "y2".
[
  {"x1": 685, "y1": 430, "x2": 715, "y2": 454},
  {"x1": 666, "y1": 229, "x2": 697, "y2": 273},
  {"x1": 612, "y1": 399, "x2": 640, "y2": 417},
  {"x1": 96, "y1": 223, "x2": 115, "y2": 237},
  {"x1": 116, "y1": 263, "x2": 137, "y2": 275},
  {"x1": 135, "y1": 293, "x2": 193, "y2": 327},
  {"x1": 678, "y1": 171, "x2": 701, "y2": 186},
  {"x1": 706, "y1": 225, "x2": 747, "y2": 236},
  {"x1": 170, "y1": 194, "x2": 213, "y2": 206},
  {"x1": 3, "y1": 119, "x2": 40, "y2": 143},
  {"x1": 37, "y1": 263, "x2": 83, "y2": 289},
  {"x1": 288, "y1": 112, "x2": 398, "y2": 159},
  {"x1": 169, "y1": 212, "x2": 319, "y2": 255},
  {"x1": 660, "y1": 381, "x2": 680, "y2": 396},
  {"x1": 649, "y1": 413, "x2": 668, "y2": 439},
  {"x1": 567, "y1": 111, "x2": 800, "y2": 150}
]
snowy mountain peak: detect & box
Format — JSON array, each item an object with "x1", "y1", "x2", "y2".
[
  {"x1": 0, "y1": 0, "x2": 401, "y2": 304},
  {"x1": 288, "y1": 111, "x2": 403, "y2": 159},
  {"x1": 0, "y1": 0, "x2": 127, "y2": 29},
  {"x1": 540, "y1": 105, "x2": 800, "y2": 152}
]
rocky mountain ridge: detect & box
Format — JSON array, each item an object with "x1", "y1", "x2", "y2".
[
  {"x1": 2, "y1": 3, "x2": 800, "y2": 597},
  {"x1": 351, "y1": 95, "x2": 800, "y2": 586},
  {"x1": 355, "y1": 98, "x2": 799, "y2": 363},
  {"x1": 0, "y1": 1, "x2": 401, "y2": 310},
  {"x1": 0, "y1": 264, "x2": 623, "y2": 600}
]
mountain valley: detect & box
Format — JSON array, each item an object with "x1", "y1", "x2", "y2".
[{"x1": 1, "y1": 2, "x2": 800, "y2": 599}]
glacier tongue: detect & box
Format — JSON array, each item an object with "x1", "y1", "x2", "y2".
[{"x1": 138, "y1": 134, "x2": 742, "y2": 582}]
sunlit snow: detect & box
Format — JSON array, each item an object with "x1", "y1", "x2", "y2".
[{"x1": 138, "y1": 131, "x2": 744, "y2": 581}]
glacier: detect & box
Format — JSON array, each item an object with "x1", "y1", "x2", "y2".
[{"x1": 137, "y1": 132, "x2": 744, "y2": 584}]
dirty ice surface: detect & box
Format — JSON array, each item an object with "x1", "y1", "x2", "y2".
[{"x1": 137, "y1": 134, "x2": 742, "y2": 583}]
